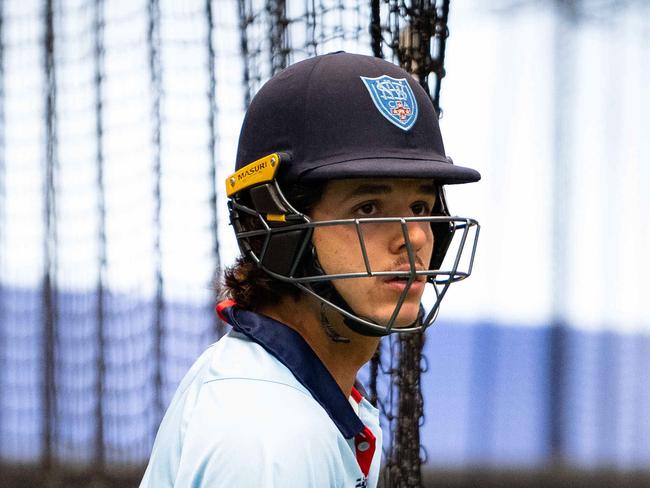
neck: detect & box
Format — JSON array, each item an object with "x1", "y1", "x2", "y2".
[{"x1": 259, "y1": 295, "x2": 380, "y2": 397}]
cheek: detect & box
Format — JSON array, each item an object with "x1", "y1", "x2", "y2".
[
  {"x1": 312, "y1": 226, "x2": 365, "y2": 273},
  {"x1": 312, "y1": 228, "x2": 336, "y2": 272}
]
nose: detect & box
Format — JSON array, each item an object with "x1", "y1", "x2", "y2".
[{"x1": 389, "y1": 220, "x2": 433, "y2": 256}]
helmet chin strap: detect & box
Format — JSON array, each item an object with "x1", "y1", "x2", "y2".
[
  {"x1": 342, "y1": 303, "x2": 425, "y2": 337},
  {"x1": 319, "y1": 302, "x2": 351, "y2": 343}
]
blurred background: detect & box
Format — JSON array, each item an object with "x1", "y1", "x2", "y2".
[{"x1": 0, "y1": 0, "x2": 649, "y2": 486}]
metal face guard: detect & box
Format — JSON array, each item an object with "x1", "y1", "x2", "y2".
[{"x1": 230, "y1": 195, "x2": 480, "y2": 335}]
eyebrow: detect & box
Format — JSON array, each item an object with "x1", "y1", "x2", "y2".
[{"x1": 343, "y1": 183, "x2": 437, "y2": 201}]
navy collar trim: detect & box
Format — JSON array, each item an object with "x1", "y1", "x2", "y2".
[{"x1": 218, "y1": 302, "x2": 365, "y2": 439}]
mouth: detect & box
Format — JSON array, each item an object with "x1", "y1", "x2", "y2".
[{"x1": 381, "y1": 269, "x2": 426, "y2": 292}]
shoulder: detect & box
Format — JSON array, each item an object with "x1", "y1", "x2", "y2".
[
  {"x1": 142, "y1": 333, "x2": 349, "y2": 487},
  {"x1": 165, "y1": 331, "x2": 320, "y2": 440},
  {"x1": 167, "y1": 329, "x2": 311, "y2": 404},
  {"x1": 194, "y1": 374, "x2": 339, "y2": 438},
  {"x1": 174, "y1": 377, "x2": 346, "y2": 487}
]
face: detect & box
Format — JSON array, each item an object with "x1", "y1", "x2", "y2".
[{"x1": 310, "y1": 178, "x2": 436, "y2": 328}]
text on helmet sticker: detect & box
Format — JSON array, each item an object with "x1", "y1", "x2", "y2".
[{"x1": 225, "y1": 153, "x2": 281, "y2": 197}]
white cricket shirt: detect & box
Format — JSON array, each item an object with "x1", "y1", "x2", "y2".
[{"x1": 140, "y1": 300, "x2": 382, "y2": 487}]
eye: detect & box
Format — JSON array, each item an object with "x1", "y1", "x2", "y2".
[
  {"x1": 355, "y1": 201, "x2": 378, "y2": 216},
  {"x1": 410, "y1": 201, "x2": 430, "y2": 216}
]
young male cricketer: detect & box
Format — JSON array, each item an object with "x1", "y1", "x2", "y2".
[{"x1": 140, "y1": 52, "x2": 481, "y2": 488}]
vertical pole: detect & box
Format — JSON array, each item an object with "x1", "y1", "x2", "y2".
[
  {"x1": 237, "y1": 0, "x2": 253, "y2": 108},
  {"x1": 92, "y1": 0, "x2": 107, "y2": 481},
  {"x1": 268, "y1": 0, "x2": 289, "y2": 75},
  {"x1": 430, "y1": 0, "x2": 450, "y2": 114},
  {"x1": 393, "y1": 332, "x2": 424, "y2": 488},
  {"x1": 370, "y1": 0, "x2": 383, "y2": 58},
  {"x1": 205, "y1": 0, "x2": 224, "y2": 339},
  {"x1": 549, "y1": 0, "x2": 577, "y2": 466},
  {"x1": 147, "y1": 0, "x2": 164, "y2": 420},
  {"x1": 42, "y1": 0, "x2": 58, "y2": 484},
  {"x1": 369, "y1": 343, "x2": 380, "y2": 407},
  {"x1": 305, "y1": 0, "x2": 317, "y2": 57}
]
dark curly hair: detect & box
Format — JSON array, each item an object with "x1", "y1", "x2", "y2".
[{"x1": 221, "y1": 181, "x2": 325, "y2": 311}]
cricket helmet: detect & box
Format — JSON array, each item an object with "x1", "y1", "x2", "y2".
[{"x1": 227, "y1": 52, "x2": 480, "y2": 336}]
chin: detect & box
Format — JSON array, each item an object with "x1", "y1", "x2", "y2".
[
  {"x1": 393, "y1": 313, "x2": 421, "y2": 328},
  {"x1": 370, "y1": 303, "x2": 422, "y2": 329}
]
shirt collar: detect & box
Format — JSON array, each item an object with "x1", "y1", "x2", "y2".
[{"x1": 217, "y1": 300, "x2": 365, "y2": 439}]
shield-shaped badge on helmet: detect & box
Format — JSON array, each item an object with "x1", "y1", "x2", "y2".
[{"x1": 360, "y1": 75, "x2": 419, "y2": 131}]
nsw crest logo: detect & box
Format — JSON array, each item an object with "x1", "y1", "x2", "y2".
[{"x1": 360, "y1": 75, "x2": 418, "y2": 131}]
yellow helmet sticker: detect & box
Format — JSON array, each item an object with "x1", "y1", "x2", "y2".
[
  {"x1": 266, "y1": 213, "x2": 286, "y2": 222},
  {"x1": 225, "y1": 153, "x2": 281, "y2": 197}
]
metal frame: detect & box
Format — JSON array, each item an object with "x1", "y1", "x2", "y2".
[{"x1": 230, "y1": 196, "x2": 480, "y2": 335}]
